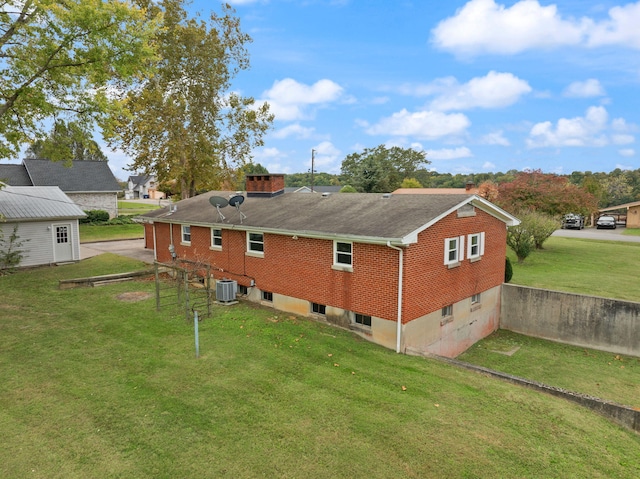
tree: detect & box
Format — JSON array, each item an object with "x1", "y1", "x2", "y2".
[
  {"x1": 340, "y1": 145, "x2": 428, "y2": 193},
  {"x1": 0, "y1": 0, "x2": 157, "y2": 159},
  {"x1": 515, "y1": 210, "x2": 559, "y2": 250},
  {"x1": 25, "y1": 121, "x2": 107, "y2": 162},
  {"x1": 105, "y1": 1, "x2": 273, "y2": 199},
  {"x1": 496, "y1": 169, "x2": 598, "y2": 217},
  {"x1": 400, "y1": 177, "x2": 423, "y2": 188},
  {"x1": 506, "y1": 223, "x2": 534, "y2": 264}
]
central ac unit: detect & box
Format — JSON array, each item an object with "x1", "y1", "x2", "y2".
[{"x1": 216, "y1": 279, "x2": 237, "y2": 302}]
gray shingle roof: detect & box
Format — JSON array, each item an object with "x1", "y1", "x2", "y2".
[
  {"x1": 0, "y1": 186, "x2": 86, "y2": 221},
  {"x1": 140, "y1": 191, "x2": 518, "y2": 244},
  {"x1": 23, "y1": 159, "x2": 121, "y2": 192},
  {"x1": 0, "y1": 164, "x2": 32, "y2": 186}
]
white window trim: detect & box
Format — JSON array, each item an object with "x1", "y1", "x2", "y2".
[
  {"x1": 333, "y1": 240, "x2": 353, "y2": 272},
  {"x1": 444, "y1": 236, "x2": 464, "y2": 266},
  {"x1": 467, "y1": 232, "x2": 485, "y2": 260},
  {"x1": 181, "y1": 225, "x2": 191, "y2": 245},
  {"x1": 210, "y1": 228, "x2": 222, "y2": 251},
  {"x1": 246, "y1": 231, "x2": 264, "y2": 257}
]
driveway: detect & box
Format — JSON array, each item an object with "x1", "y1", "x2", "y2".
[
  {"x1": 552, "y1": 227, "x2": 640, "y2": 243},
  {"x1": 81, "y1": 239, "x2": 155, "y2": 263}
]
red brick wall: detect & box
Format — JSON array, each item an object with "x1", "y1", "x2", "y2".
[
  {"x1": 151, "y1": 207, "x2": 507, "y2": 324},
  {"x1": 402, "y1": 208, "x2": 507, "y2": 322},
  {"x1": 245, "y1": 174, "x2": 285, "y2": 193},
  {"x1": 144, "y1": 223, "x2": 154, "y2": 250}
]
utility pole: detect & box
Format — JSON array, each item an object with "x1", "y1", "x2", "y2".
[{"x1": 311, "y1": 149, "x2": 315, "y2": 193}]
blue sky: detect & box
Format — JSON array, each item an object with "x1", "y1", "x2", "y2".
[{"x1": 97, "y1": 1, "x2": 640, "y2": 179}]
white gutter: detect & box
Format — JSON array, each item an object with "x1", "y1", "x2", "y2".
[{"x1": 386, "y1": 241, "x2": 404, "y2": 353}]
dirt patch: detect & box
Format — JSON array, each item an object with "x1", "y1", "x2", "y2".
[{"x1": 116, "y1": 291, "x2": 152, "y2": 302}]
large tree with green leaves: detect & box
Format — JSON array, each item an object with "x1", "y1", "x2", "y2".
[
  {"x1": 25, "y1": 121, "x2": 107, "y2": 162},
  {"x1": 340, "y1": 145, "x2": 429, "y2": 193},
  {"x1": 105, "y1": 1, "x2": 273, "y2": 199},
  {"x1": 0, "y1": 0, "x2": 157, "y2": 159}
]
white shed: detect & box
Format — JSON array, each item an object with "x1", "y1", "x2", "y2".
[{"x1": 0, "y1": 185, "x2": 86, "y2": 267}]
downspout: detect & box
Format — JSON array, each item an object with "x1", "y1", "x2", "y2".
[
  {"x1": 387, "y1": 242, "x2": 404, "y2": 353},
  {"x1": 152, "y1": 223, "x2": 157, "y2": 261}
]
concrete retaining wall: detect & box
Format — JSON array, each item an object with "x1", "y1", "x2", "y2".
[{"x1": 501, "y1": 284, "x2": 640, "y2": 357}]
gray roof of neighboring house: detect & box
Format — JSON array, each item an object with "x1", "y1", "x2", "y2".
[
  {"x1": 0, "y1": 186, "x2": 86, "y2": 221},
  {"x1": 284, "y1": 185, "x2": 343, "y2": 194},
  {"x1": 0, "y1": 164, "x2": 32, "y2": 186},
  {"x1": 128, "y1": 174, "x2": 152, "y2": 191},
  {"x1": 23, "y1": 159, "x2": 121, "y2": 192},
  {"x1": 140, "y1": 191, "x2": 519, "y2": 245}
]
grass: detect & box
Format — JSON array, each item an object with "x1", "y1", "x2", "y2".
[
  {"x1": 118, "y1": 200, "x2": 166, "y2": 216},
  {"x1": 458, "y1": 330, "x2": 640, "y2": 408},
  {"x1": 508, "y1": 236, "x2": 640, "y2": 301},
  {"x1": 2, "y1": 255, "x2": 639, "y2": 478},
  {"x1": 79, "y1": 223, "x2": 144, "y2": 243}
]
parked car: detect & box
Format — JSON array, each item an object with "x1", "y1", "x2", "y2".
[
  {"x1": 562, "y1": 213, "x2": 585, "y2": 229},
  {"x1": 596, "y1": 215, "x2": 617, "y2": 229}
]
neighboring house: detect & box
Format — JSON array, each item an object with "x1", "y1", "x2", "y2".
[
  {"x1": 0, "y1": 185, "x2": 85, "y2": 267},
  {"x1": 139, "y1": 174, "x2": 519, "y2": 358},
  {"x1": 0, "y1": 159, "x2": 121, "y2": 218},
  {"x1": 125, "y1": 174, "x2": 166, "y2": 200},
  {"x1": 284, "y1": 185, "x2": 343, "y2": 194}
]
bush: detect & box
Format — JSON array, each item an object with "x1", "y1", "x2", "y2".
[
  {"x1": 505, "y1": 257, "x2": 513, "y2": 283},
  {"x1": 81, "y1": 210, "x2": 110, "y2": 224},
  {"x1": 507, "y1": 223, "x2": 534, "y2": 263}
]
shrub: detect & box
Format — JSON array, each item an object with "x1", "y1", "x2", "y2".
[
  {"x1": 81, "y1": 210, "x2": 110, "y2": 224},
  {"x1": 505, "y1": 257, "x2": 513, "y2": 283},
  {"x1": 0, "y1": 224, "x2": 28, "y2": 273},
  {"x1": 507, "y1": 223, "x2": 534, "y2": 263}
]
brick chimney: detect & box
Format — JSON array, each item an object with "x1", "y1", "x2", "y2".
[
  {"x1": 245, "y1": 174, "x2": 285, "y2": 198},
  {"x1": 465, "y1": 181, "x2": 476, "y2": 192}
]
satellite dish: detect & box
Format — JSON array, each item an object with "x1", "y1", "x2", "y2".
[
  {"x1": 228, "y1": 195, "x2": 244, "y2": 207},
  {"x1": 228, "y1": 194, "x2": 247, "y2": 223},
  {"x1": 209, "y1": 196, "x2": 229, "y2": 208}
]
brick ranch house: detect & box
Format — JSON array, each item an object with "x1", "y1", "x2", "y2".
[{"x1": 139, "y1": 174, "x2": 519, "y2": 358}]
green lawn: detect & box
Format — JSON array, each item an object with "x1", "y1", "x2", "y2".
[
  {"x1": 2, "y1": 255, "x2": 639, "y2": 478},
  {"x1": 508, "y1": 236, "x2": 640, "y2": 301},
  {"x1": 79, "y1": 223, "x2": 144, "y2": 243},
  {"x1": 118, "y1": 200, "x2": 166, "y2": 216}
]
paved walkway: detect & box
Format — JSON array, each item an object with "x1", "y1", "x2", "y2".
[{"x1": 81, "y1": 239, "x2": 155, "y2": 263}]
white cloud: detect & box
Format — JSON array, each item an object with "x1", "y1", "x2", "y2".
[
  {"x1": 612, "y1": 134, "x2": 635, "y2": 145},
  {"x1": 527, "y1": 106, "x2": 609, "y2": 148},
  {"x1": 272, "y1": 123, "x2": 317, "y2": 140},
  {"x1": 431, "y1": 0, "x2": 588, "y2": 55},
  {"x1": 587, "y1": 2, "x2": 640, "y2": 48},
  {"x1": 312, "y1": 141, "x2": 342, "y2": 172},
  {"x1": 425, "y1": 147, "x2": 473, "y2": 160},
  {"x1": 481, "y1": 130, "x2": 510, "y2": 146},
  {"x1": 618, "y1": 149, "x2": 636, "y2": 157},
  {"x1": 432, "y1": 0, "x2": 640, "y2": 56},
  {"x1": 563, "y1": 79, "x2": 605, "y2": 98},
  {"x1": 482, "y1": 161, "x2": 496, "y2": 169},
  {"x1": 261, "y1": 78, "x2": 344, "y2": 121},
  {"x1": 430, "y1": 71, "x2": 531, "y2": 111},
  {"x1": 398, "y1": 72, "x2": 530, "y2": 111},
  {"x1": 365, "y1": 109, "x2": 470, "y2": 140}
]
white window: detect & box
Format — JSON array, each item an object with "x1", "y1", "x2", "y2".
[
  {"x1": 334, "y1": 241, "x2": 352, "y2": 267},
  {"x1": 247, "y1": 232, "x2": 264, "y2": 254},
  {"x1": 312, "y1": 303, "x2": 326, "y2": 315},
  {"x1": 471, "y1": 293, "x2": 481, "y2": 305},
  {"x1": 354, "y1": 313, "x2": 371, "y2": 327},
  {"x1": 442, "y1": 305, "x2": 453, "y2": 317},
  {"x1": 211, "y1": 228, "x2": 222, "y2": 249},
  {"x1": 467, "y1": 232, "x2": 485, "y2": 260},
  {"x1": 444, "y1": 236, "x2": 464, "y2": 265},
  {"x1": 181, "y1": 225, "x2": 191, "y2": 244}
]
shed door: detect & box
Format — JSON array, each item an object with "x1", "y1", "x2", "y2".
[{"x1": 54, "y1": 224, "x2": 73, "y2": 262}]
